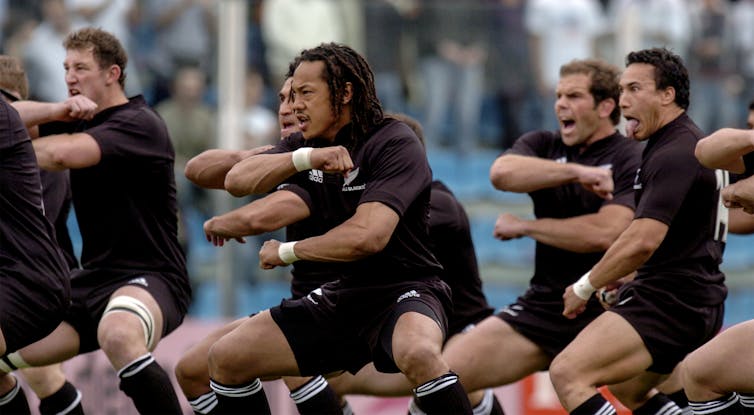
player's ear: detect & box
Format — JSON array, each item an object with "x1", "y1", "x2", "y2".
[
  {"x1": 598, "y1": 99, "x2": 616, "y2": 118},
  {"x1": 105, "y1": 64, "x2": 121, "y2": 86},
  {"x1": 342, "y1": 82, "x2": 353, "y2": 105}
]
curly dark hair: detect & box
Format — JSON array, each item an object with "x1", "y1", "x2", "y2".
[
  {"x1": 625, "y1": 48, "x2": 689, "y2": 110},
  {"x1": 64, "y1": 27, "x2": 128, "y2": 89},
  {"x1": 290, "y1": 43, "x2": 383, "y2": 144},
  {"x1": 560, "y1": 59, "x2": 622, "y2": 125}
]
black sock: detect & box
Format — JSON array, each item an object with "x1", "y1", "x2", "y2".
[
  {"x1": 666, "y1": 390, "x2": 690, "y2": 414},
  {"x1": 738, "y1": 394, "x2": 754, "y2": 412},
  {"x1": 571, "y1": 393, "x2": 616, "y2": 415},
  {"x1": 413, "y1": 372, "x2": 472, "y2": 414},
  {"x1": 689, "y1": 393, "x2": 743, "y2": 415},
  {"x1": 489, "y1": 393, "x2": 504, "y2": 415},
  {"x1": 634, "y1": 393, "x2": 681, "y2": 415},
  {"x1": 117, "y1": 354, "x2": 182, "y2": 414},
  {"x1": 471, "y1": 389, "x2": 505, "y2": 415},
  {"x1": 210, "y1": 378, "x2": 270, "y2": 415},
  {"x1": 38, "y1": 381, "x2": 84, "y2": 415},
  {"x1": 290, "y1": 376, "x2": 343, "y2": 414},
  {"x1": 0, "y1": 375, "x2": 30, "y2": 414},
  {"x1": 187, "y1": 391, "x2": 217, "y2": 414}
]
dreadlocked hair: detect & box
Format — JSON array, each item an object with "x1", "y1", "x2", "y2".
[{"x1": 297, "y1": 43, "x2": 384, "y2": 147}]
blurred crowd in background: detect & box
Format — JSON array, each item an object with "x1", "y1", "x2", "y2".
[{"x1": 5, "y1": 0, "x2": 754, "y2": 318}]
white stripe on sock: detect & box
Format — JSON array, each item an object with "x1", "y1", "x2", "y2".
[
  {"x1": 210, "y1": 378, "x2": 263, "y2": 398},
  {"x1": 657, "y1": 401, "x2": 682, "y2": 415},
  {"x1": 189, "y1": 391, "x2": 218, "y2": 414},
  {"x1": 595, "y1": 401, "x2": 617, "y2": 415},
  {"x1": 414, "y1": 373, "x2": 458, "y2": 398},
  {"x1": 56, "y1": 389, "x2": 82, "y2": 415},
  {"x1": 690, "y1": 393, "x2": 740, "y2": 415},
  {"x1": 0, "y1": 376, "x2": 19, "y2": 406},
  {"x1": 472, "y1": 389, "x2": 494, "y2": 415},
  {"x1": 117, "y1": 353, "x2": 154, "y2": 378},
  {"x1": 289, "y1": 376, "x2": 328, "y2": 404}
]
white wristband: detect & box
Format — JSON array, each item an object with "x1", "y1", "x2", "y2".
[
  {"x1": 291, "y1": 147, "x2": 314, "y2": 171},
  {"x1": 573, "y1": 271, "x2": 596, "y2": 300},
  {"x1": 278, "y1": 241, "x2": 300, "y2": 264}
]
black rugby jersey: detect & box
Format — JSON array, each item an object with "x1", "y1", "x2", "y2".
[
  {"x1": 278, "y1": 182, "x2": 343, "y2": 298},
  {"x1": 509, "y1": 130, "x2": 641, "y2": 293},
  {"x1": 634, "y1": 114, "x2": 727, "y2": 290},
  {"x1": 273, "y1": 119, "x2": 443, "y2": 286},
  {"x1": 49, "y1": 96, "x2": 190, "y2": 304},
  {"x1": 0, "y1": 98, "x2": 69, "y2": 296},
  {"x1": 430, "y1": 181, "x2": 493, "y2": 332},
  {"x1": 40, "y1": 170, "x2": 77, "y2": 269}
]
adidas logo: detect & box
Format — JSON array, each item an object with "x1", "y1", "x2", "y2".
[
  {"x1": 309, "y1": 169, "x2": 323, "y2": 183},
  {"x1": 396, "y1": 290, "x2": 420, "y2": 303}
]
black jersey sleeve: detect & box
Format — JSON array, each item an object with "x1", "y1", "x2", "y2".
[{"x1": 635, "y1": 143, "x2": 699, "y2": 224}]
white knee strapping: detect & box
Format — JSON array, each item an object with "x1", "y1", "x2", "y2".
[
  {"x1": 0, "y1": 353, "x2": 29, "y2": 374},
  {"x1": 103, "y1": 296, "x2": 155, "y2": 349}
]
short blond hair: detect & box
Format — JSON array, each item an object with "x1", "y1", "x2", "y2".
[{"x1": 0, "y1": 55, "x2": 29, "y2": 99}]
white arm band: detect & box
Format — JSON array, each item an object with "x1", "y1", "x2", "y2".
[
  {"x1": 573, "y1": 271, "x2": 596, "y2": 300},
  {"x1": 278, "y1": 241, "x2": 300, "y2": 264},
  {"x1": 291, "y1": 147, "x2": 314, "y2": 171}
]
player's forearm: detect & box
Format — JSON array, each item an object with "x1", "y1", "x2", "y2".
[
  {"x1": 490, "y1": 155, "x2": 581, "y2": 193},
  {"x1": 524, "y1": 205, "x2": 633, "y2": 253},
  {"x1": 695, "y1": 128, "x2": 754, "y2": 173},
  {"x1": 224, "y1": 152, "x2": 298, "y2": 196},
  {"x1": 294, "y1": 221, "x2": 391, "y2": 263},
  {"x1": 728, "y1": 207, "x2": 754, "y2": 235},
  {"x1": 587, "y1": 221, "x2": 662, "y2": 289},
  {"x1": 12, "y1": 101, "x2": 66, "y2": 128},
  {"x1": 185, "y1": 149, "x2": 245, "y2": 189},
  {"x1": 523, "y1": 216, "x2": 620, "y2": 253}
]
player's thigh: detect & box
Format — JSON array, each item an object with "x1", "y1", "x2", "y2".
[
  {"x1": 392, "y1": 311, "x2": 444, "y2": 360},
  {"x1": 442, "y1": 316, "x2": 550, "y2": 392},
  {"x1": 552, "y1": 311, "x2": 652, "y2": 387},
  {"x1": 209, "y1": 310, "x2": 299, "y2": 380},
  {"x1": 683, "y1": 320, "x2": 754, "y2": 393},
  {"x1": 15, "y1": 322, "x2": 80, "y2": 366},
  {"x1": 176, "y1": 318, "x2": 247, "y2": 381}
]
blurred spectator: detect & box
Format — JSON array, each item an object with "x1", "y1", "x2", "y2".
[
  {"x1": 524, "y1": 0, "x2": 606, "y2": 131},
  {"x1": 731, "y1": 0, "x2": 754, "y2": 127},
  {"x1": 687, "y1": 0, "x2": 737, "y2": 134},
  {"x1": 415, "y1": 0, "x2": 491, "y2": 153},
  {"x1": 490, "y1": 0, "x2": 538, "y2": 149},
  {"x1": 154, "y1": 65, "x2": 216, "y2": 251},
  {"x1": 339, "y1": 0, "x2": 365, "y2": 54},
  {"x1": 246, "y1": 0, "x2": 267, "y2": 80},
  {"x1": 145, "y1": 0, "x2": 217, "y2": 104},
  {"x1": 363, "y1": 0, "x2": 418, "y2": 114},
  {"x1": 605, "y1": 0, "x2": 691, "y2": 64},
  {"x1": 23, "y1": 0, "x2": 85, "y2": 101},
  {"x1": 242, "y1": 69, "x2": 277, "y2": 148},
  {"x1": 65, "y1": 0, "x2": 143, "y2": 95},
  {"x1": 3, "y1": 14, "x2": 37, "y2": 59},
  {"x1": 0, "y1": 0, "x2": 9, "y2": 49},
  {"x1": 261, "y1": 0, "x2": 347, "y2": 88}
]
